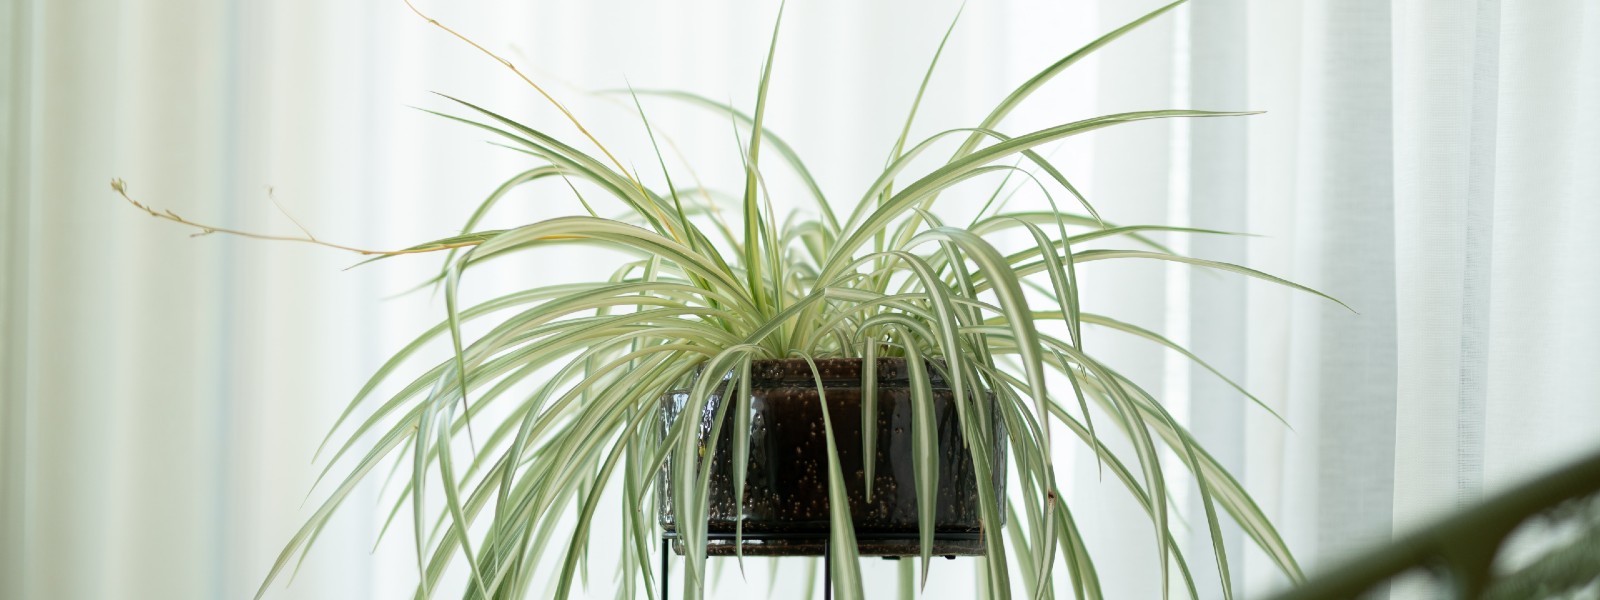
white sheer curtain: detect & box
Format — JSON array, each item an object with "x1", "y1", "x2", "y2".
[
  {"x1": 1237, "y1": 0, "x2": 1600, "y2": 595},
  {"x1": 1192, "y1": 0, "x2": 1600, "y2": 596},
  {"x1": 4, "y1": 1, "x2": 1597, "y2": 599}
]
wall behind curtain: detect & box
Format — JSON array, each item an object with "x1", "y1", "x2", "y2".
[{"x1": 4, "y1": 0, "x2": 1598, "y2": 599}]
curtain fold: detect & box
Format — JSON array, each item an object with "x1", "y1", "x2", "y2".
[
  {"x1": 1390, "y1": 0, "x2": 1600, "y2": 535},
  {"x1": 3, "y1": 0, "x2": 406, "y2": 597},
  {"x1": 1479, "y1": 0, "x2": 1600, "y2": 493},
  {"x1": 1391, "y1": 0, "x2": 1504, "y2": 530},
  {"x1": 1281, "y1": 0, "x2": 1403, "y2": 577},
  {"x1": 1185, "y1": 0, "x2": 1250, "y2": 595}
]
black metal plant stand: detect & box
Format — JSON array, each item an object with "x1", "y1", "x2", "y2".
[
  {"x1": 659, "y1": 532, "x2": 968, "y2": 600},
  {"x1": 659, "y1": 539, "x2": 835, "y2": 600},
  {"x1": 660, "y1": 535, "x2": 838, "y2": 600}
]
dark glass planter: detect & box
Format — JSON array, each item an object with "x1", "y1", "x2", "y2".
[{"x1": 658, "y1": 358, "x2": 1006, "y2": 556}]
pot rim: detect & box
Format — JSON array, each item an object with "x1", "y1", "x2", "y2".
[{"x1": 690, "y1": 357, "x2": 951, "y2": 386}]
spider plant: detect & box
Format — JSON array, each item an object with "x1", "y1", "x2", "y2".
[{"x1": 117, "y1": 1, "x2": 1338, "y2": 598}]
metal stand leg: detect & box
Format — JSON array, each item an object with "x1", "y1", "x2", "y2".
[
  {"x1": 823, "y1": 540, "x2": 831, "y2": 600},
  {"x1": 659, "y1": 537, "x2": 846, "y2": 600}
]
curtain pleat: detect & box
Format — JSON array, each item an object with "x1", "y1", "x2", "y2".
[
  {"x1": 1480, "y1": 0, "x2": 1600, "y2": 494},
  {"x1": 1391, "y1": 0, "x2": 1503, "y2": 532},
  {"x1": 1289, "y1": 0, "x2": 1402, "y2": 575},
  {"x1": 1186, "y1": 0, "x2": 1250, "y2": 595}
]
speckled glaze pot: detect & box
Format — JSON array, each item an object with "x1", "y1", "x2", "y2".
[{"x1": 658, "y1": 358, "x2": 1006, "y2": 556}]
